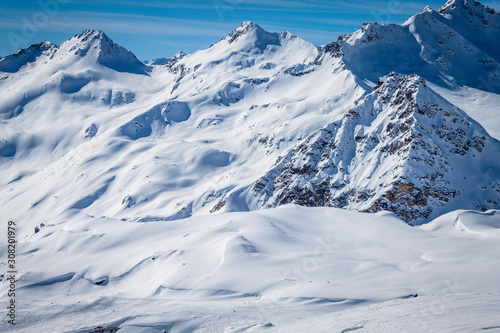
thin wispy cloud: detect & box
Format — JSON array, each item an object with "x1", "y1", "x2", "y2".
[
  {"x1": 1, "y1": 0, "x2": 499, "y2": 59},
  {"x1": 61, "y1": 0, "x2": 429, "y2": 15},
  {"x1": 0, "y1": 9, "x2": 234, "y2": 38}
]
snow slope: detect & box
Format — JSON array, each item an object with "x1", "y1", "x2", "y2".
[
  {"x1": 0, "y1": 1, "x2": 498, "y2": 228},
  {"x1": 1, "y1": 206, "x2": 500, "y2": 332},
  {"x1": 338, "y1": 0, "x2": 500, "y2": 93},
  {"x1": 0, "y1": 0, "x2": 499, "y2": 330},
  {"x1": 0, "y1": 23, "x2": 367, "y2": 229},
  {"x1": 246, "y1": 73, "x2": 500, "y2": 223},
  {"x1": 1, "y1": 18, "x2": 498, "y2": 225},
  {"x1": 0, "y1": 41, "x2": 56, "y2": 74}
]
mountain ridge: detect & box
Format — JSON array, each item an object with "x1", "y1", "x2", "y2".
[
  {"x1": 0, "y1": 0, "x2": 498, "y2": 226},
  {"x1": 1, "y1": 2, "x2": 500, "y2": 330},
  {"x1": 243, "y1": 72, "x2": 500, "y2": 223},
  {"x1": 330, "y1": 0, "x2": 500, "y2": 93}
]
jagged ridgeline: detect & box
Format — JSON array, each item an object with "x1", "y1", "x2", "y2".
[{"x1": 247, "y1": 73, "x2": 500, "y2": 223}]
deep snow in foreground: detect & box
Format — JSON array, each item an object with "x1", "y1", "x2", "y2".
[
  {"x1": 1, "y1": 0, "x2": 500, "y2": 331},
  {"x1": 1, "y1": 206, "x2": 500, "y2": 332}
]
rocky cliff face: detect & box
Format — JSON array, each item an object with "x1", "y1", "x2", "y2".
[{"x1": 248, "y1": 73, "x2": 500, "y2": 223}]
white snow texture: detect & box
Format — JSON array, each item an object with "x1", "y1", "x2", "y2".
[{"x1": 0, "y1": 0, "x2": 499, "y2": 332}]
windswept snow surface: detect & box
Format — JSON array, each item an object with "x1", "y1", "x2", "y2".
[
  {"x1": 1, "y1": 207, "x2": 500, "y2": 332},
  {"x1": 1, "y1": 0, "x2": 500, "y2": 331}
]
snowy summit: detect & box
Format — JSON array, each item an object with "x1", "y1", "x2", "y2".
[{"x1": 0, "y1": 0, "x2": 499, "y2": 331}]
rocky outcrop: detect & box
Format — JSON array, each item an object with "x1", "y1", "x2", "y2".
[{"x1": 248, "y1": 73, "x2": 500, "y2": 223}]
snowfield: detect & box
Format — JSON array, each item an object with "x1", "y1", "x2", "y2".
[
  {"x1": 2, "y1": 207, "x2": 500, "y2": 332},
  {"x1": 1, "y1": 0, "x2": 499, "y2": 331}
]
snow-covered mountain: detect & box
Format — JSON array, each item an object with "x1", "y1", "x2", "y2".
[
  {"x1": 144, "y1": 50, "x2": 186, "y2": 66},
  {"x1": 55, "y1": 29, "x2": 150, "y2": 75},
  {"x1": 0, "y1": 41, "x2": 56, "y2": 73},
  {"x1": 246, "y1": 73, "x2": 500, "y2": 223},
  {"x1": 334, "y1": 0, "x2": 500, "y2": 93},
  {"x1": 3, "y1": 206, "x2": 500, "y2": 332},
  {"x1": 1, "y1": 0, "x2": 500, "y2": 331},
  {"x1": 0, "y1": 0, "x2": 499, "y2": 228}
]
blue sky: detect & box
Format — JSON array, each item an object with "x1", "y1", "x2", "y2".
[{"x1": 0, "y1": 0, "x2": 498, "y2": 60}]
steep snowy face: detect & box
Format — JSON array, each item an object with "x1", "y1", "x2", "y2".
[
  {"x1": 144, "y1": 51, "x2": 187, "y2": 66},
  {"x1": 339, "y1": 0, "x2": 500, "y2": 93},
  {"x1": 177, "y1": 21, "x2": 318, "y2": 77},
  {"x1": 56, "y1": 29, "x2": 150, "y2": 74},
  {"x1": 247, "y1": 73, "x2": 500, "y2": 223},
  {"x1": 226, "y1": 21, "x2": 280, "y2": 48},
  {"x1": 437, "y1": 0, "x2": 500, "y2": 61},
  {"x1": 0, "y1": 41, "x2": 56, "y2": 73},
  {"x1": 219, "y1": 20, "x2": 318, "y2": 60},
  {"x1": 0, "y1": 29, "x2": 149, "y2": 121}
]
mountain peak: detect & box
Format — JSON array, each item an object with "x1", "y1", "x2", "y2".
[
  {"x1": 375, "y1": 72, "x2": 426, "y2": 91},
  {"x1": 247, "y1": 72, "x2": 499, "y2": 223},
  {"x1": 71, "y1": 29, "x2": 112, "y2": 47},
  {"x1": 219, "y1": 21, "x2": 288, "y2": 53},
  {"x1": 226, "y1": 21, "x2": 266, "y2": 44},
  {"x1": 56, "y1": 29, "x2": 150, "y2": 74},
  {"x1": 239, "y1": 20, "x2": 259, "y2": 30},
  {"x1": 78, "y1": 29, "x2": 107, "y2": 38},
  {"x1": 439, "y1": 0, "x2": 463, "y2": 13},
  {"x1": 438, "y1": 0, "x2": 496, "y2": 14},
  {"x1": 372, "y1": 73, "x2": 428, "y2": 102},
  {"x1": 0, "y1": 41, "x2": 56, "y2": 73},
  {"x1": 59, "y1": 29, "x2": 114, "y2": 56}
]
